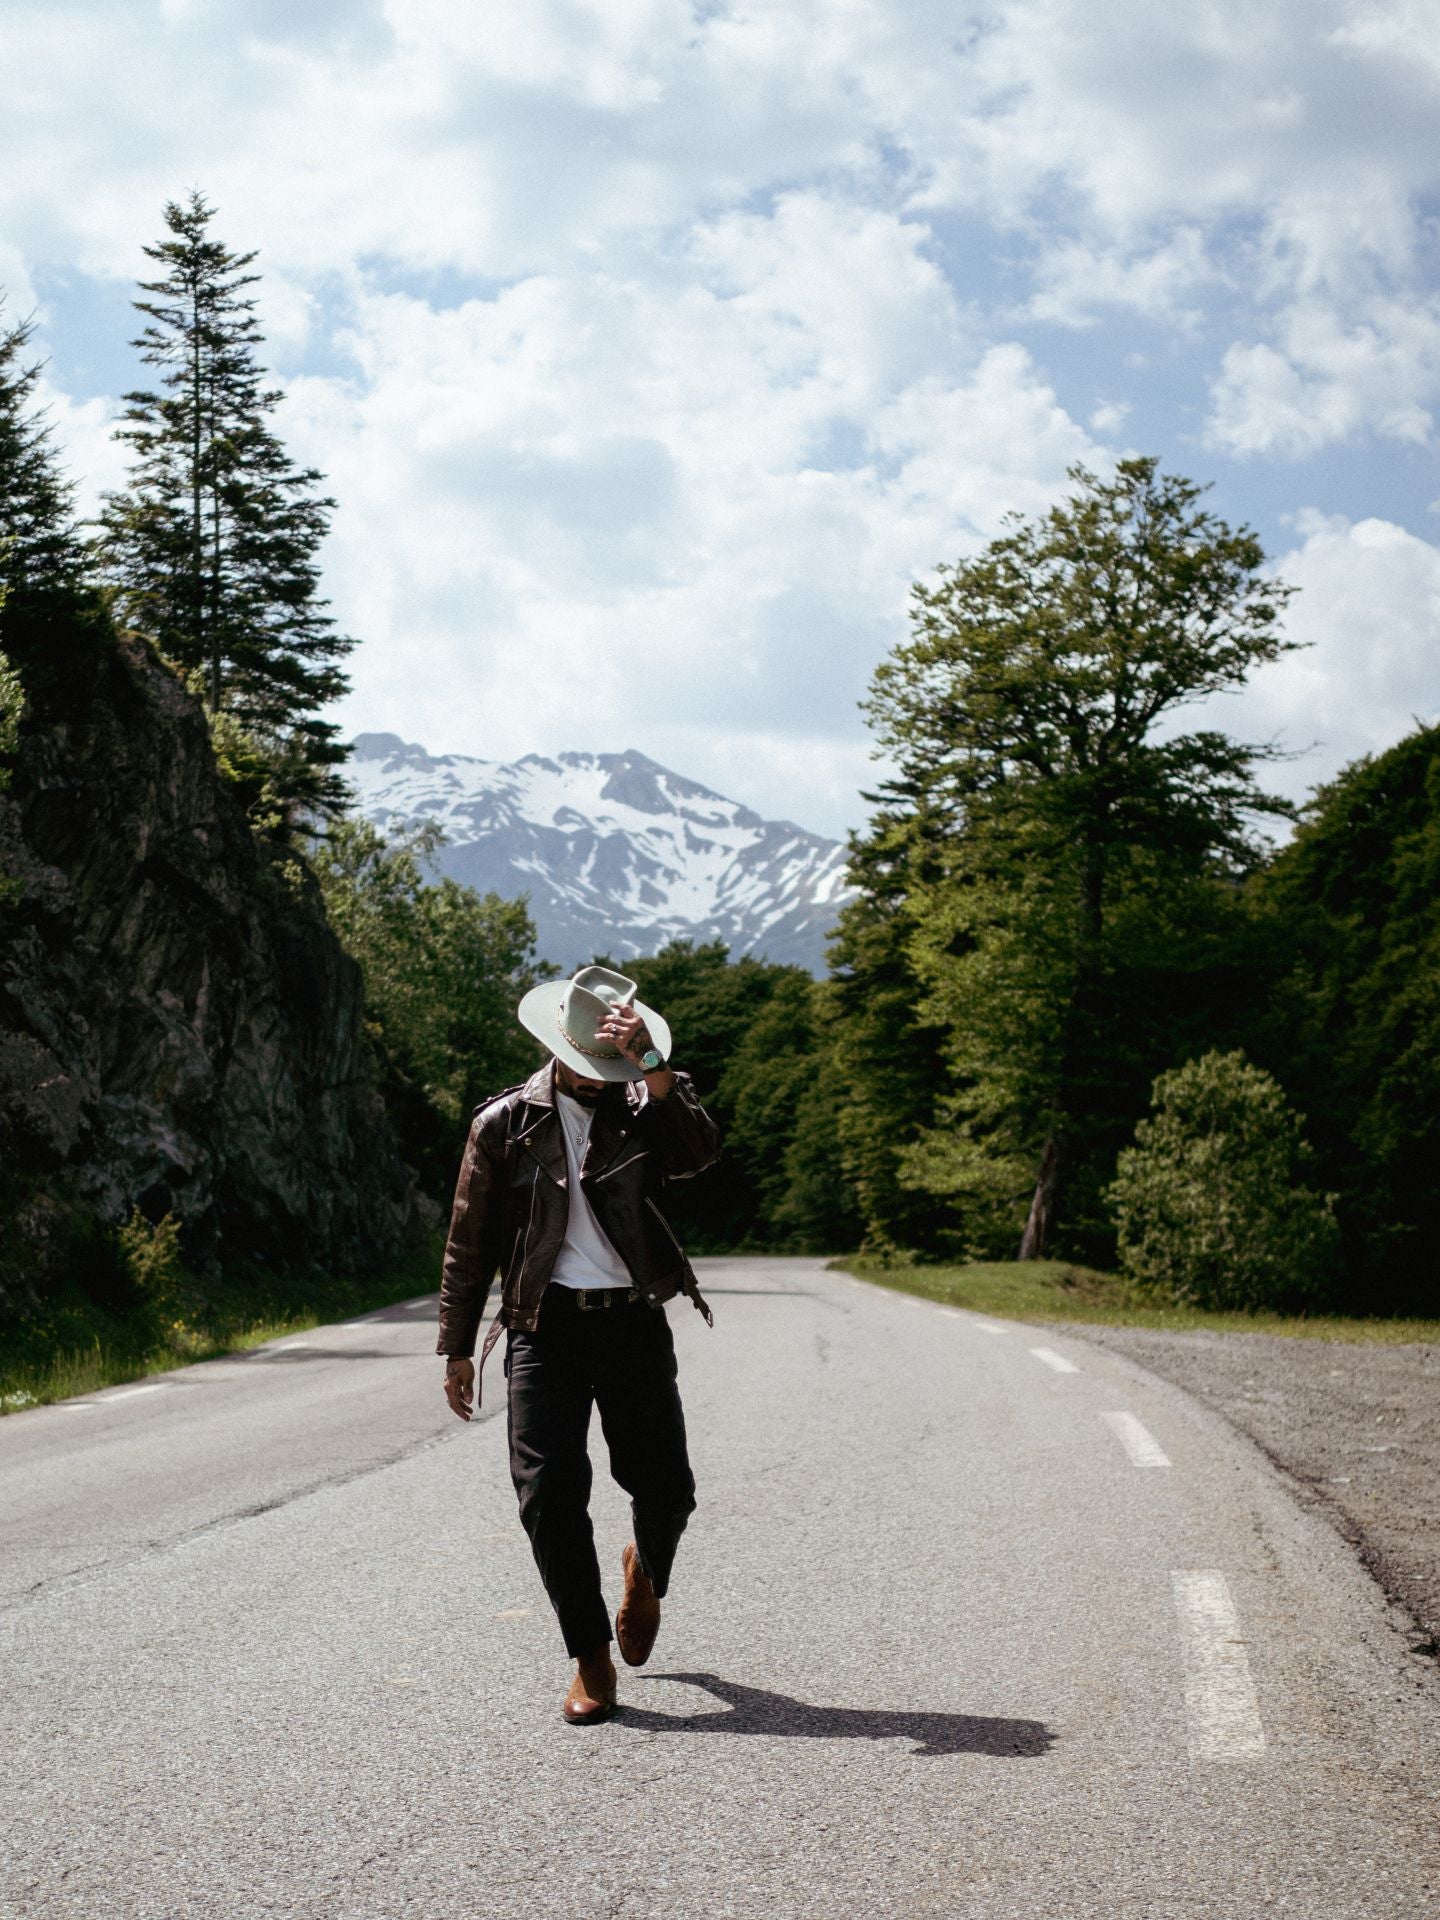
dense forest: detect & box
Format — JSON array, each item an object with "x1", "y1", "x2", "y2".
[{"x1": 2, "y1": 195, "x2": 1436, "y2": 1393}]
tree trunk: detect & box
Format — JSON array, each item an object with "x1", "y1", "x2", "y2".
[{"x1": 1019, "y1": 1133, "x2": 1063, "y2": 1260}]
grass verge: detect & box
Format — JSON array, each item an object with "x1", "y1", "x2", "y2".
[
  {"x1": 833, "y1": 1255, "x2": 1440, "y2": 1345},
  {"x1": 0, "y1": 1234, "x2": 443, "y2": 1415}
]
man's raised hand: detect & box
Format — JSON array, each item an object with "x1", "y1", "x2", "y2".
[{"x1": 598, "y1": 1003, "x2": 650, "y2": 1065}]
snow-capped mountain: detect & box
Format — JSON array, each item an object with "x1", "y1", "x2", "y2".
[{"x1": 346, "y1": 735, "x2": 855, "y2": 975}]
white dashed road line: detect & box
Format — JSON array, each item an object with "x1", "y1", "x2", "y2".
[
  {"x1": 1028, "y1": 1346, "x2": 1079, "y2": 1374},
  {"x1": 1171, "y1": 1570, "x2": 1267, "y2": 1761},
  {"x1": 1101, "y1": 1409, "x2": 1172, "y2": 1467},
  {"x1": 97, "y1": 1384, "x2": 167, "y2": 1403},
  {"x1": 975, "y1": 1322, "x2": 1007, "y2": 1336}
]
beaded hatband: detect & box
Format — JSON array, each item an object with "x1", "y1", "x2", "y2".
[{"x1": 556, "y1": 1004, "x2": 626, "y2": 1061}]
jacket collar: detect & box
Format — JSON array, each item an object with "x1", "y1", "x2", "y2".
[
  {"x1": 516, "y1": 1061, "x2": 634, "y2": 1182},
  {"x1": 519, "y1": 1063, "x2": 556, "y2": 1110}
]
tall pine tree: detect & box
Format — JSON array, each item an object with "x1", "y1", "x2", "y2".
[
  {"x1": 98, "y1": 193, "x2": 354, "y2": 817},
  {"x1": 0, "y1": 309, "x2": 87, "y2": 634}
]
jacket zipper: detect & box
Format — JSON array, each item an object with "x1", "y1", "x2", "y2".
[
  {"x1": 645, "y1": 1194, "x2": 685, "y2": 1258},
  {"x1": 594, "y1": 1150, "x2": 648, "y2": 1182},
  {"x1": 645, "y1": 1197, "x2": 713, "y2": 1326}
]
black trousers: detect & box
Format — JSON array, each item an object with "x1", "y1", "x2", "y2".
[{"x1": 505, "y1": 1284, "x2": 697, "y2": 1658}]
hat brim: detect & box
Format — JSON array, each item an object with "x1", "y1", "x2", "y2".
[{"x1": 516, "y1": 981, "x2": 673, "y2": 1082}]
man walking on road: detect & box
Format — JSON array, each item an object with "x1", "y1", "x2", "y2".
[{"x1": 438, "y1": 966, "x2": 721, "y2": 1725}]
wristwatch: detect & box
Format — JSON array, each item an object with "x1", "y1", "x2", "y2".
[{"x1": 639, "y1": 1047, "x2": 667, "y2": 1072}]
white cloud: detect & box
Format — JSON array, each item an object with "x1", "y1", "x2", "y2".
[
  {"x1": 0, "y1": 241, "x2": 40, "y2": 321},
  {"x1": 1201, "y1": 511, "x2": 1440, "y2": 802},
  {"x1": 4, "y1": 1, "x2": 1436, "y2": 308},
  {"x1": 32, "y1": 378, "x2": 124, "y2": 521},
  {"x1": 1208, "y1": 295, "x2": 1440, "y2": 455},
  {"x1": 278, "y1": 223, "x2": 1101, "y2": 837},
  {"x1": 5, "y1": 0, "x2": 1440, "y2": 832},
  {"x1": 1088, "y1": 400, "x2": 1130, "y2": 436},
  {"x1": 1027, "y1": 229, "x2": 1212, "y2": 329}
]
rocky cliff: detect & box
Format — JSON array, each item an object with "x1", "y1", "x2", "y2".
[{"x1": 0, "y1": 610, "x2": 414, "y2": 1320}]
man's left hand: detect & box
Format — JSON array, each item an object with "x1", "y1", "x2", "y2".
[
  {"x1": 598, "y1": 1003, "x2": 652, "y2": 1065},
  {"x1": 598, "y1": 1005, "x2": 673, "y2": 1091}
]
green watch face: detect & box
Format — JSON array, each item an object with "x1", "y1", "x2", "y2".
[{"x1": 640, "y1": 1048, "x2": 665, "y2": 1071}]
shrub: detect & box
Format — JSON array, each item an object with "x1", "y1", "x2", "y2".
[
  {"x1": 114, "y1": 1209, "x2": 204, "y2": 1347},
  {"x1": 1108, "y1": 1049, "x2": 1338, "y2": 1311}
]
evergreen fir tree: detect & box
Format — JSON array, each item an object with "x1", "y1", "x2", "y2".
[
  {"x1": 98, "y1": 193, "x2": 354, "y2": 816},
  {"x1": 0, "y1": 308, "x2": 87, "y2": 632}
]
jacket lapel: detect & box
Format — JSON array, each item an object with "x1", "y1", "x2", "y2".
[
  {"x1": 581, "y1": 1092, "x2": 633, "y2": 1180},
  {"x1": 516, "y1": 1064, "x2": 568, "y2": 1188}
]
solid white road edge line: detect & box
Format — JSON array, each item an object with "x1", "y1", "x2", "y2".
[
  {"x1": 98, "y1": 1384, "x2": 167, "y2": 1402},
  {"x1": 975, "y1": 1323, "x2": 1007, "y2": 1336},
  {"x1": 1101, "y1": 1410, "x2": 1172, "y2": 1467},
  {"x1": 1171, "y1": 1570, "x2": 1267, "y2": 1761},
  {"x1": 1028, "y1": 1346, "x2": 1079, "y2": 1374}
]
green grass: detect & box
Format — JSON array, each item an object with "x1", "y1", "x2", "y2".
[
  {"x1": 0, "y1": 1235, "x2": 444, "y2": 1416},
  {"x1": 833, "y1": 1255, "x2": 1440, "y2": 1345}
]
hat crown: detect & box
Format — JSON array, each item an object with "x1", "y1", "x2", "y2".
[
  {"x1": 556, "y1": 966, "x2": 638, "y2": 1061},
  {"x1": 572, "y1": 964, "x2": 637, "y2": 1008}
]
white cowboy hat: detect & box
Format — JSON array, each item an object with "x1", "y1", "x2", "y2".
[{"x1": 517, "y1": 965, "x2": 673, "y2": 1083}]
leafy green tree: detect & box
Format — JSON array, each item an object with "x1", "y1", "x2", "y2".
[
  {"x1": 618, "y1": 941, "x2": 793, "y2": 1248},
  {"x1": 618, "y1": 940, "x2": 856, "y2": 1250},
  {"x1": 1109, "y1": 1050, "x2": 1338, "y2": 1311},
  {"x1": 715, "y1": 969, "x2": 863, "y2": 1251},
  {"x1": 313, "y1": 818, "x2": 549, "y2": 1191},
  {"x1": 764, "y1": 985, "x2": 865, "y2": 1252},
  {"x1": 861, "y1": 458, "x2": 1298, "y2": 1259},
  {"x1": 98, "y1": 194, "x2": 353, "y2": 818},
  {"x1": 1253, "y1": 725, "x2": 1440, "y2": 1313},
  {"x1": 821, "y1": 776, "x2": 951, "y2": 1253}
]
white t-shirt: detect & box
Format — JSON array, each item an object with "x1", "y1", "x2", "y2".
[{"x1": 550, "y1": 1091, "x2": 634, "y2": 1290}]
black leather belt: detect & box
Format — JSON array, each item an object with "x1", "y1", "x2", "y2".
[{"x1": 569, "y1": 1285, "x2": 641, "y2": 1311}]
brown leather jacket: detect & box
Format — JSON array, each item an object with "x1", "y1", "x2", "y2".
[{"x1": 436, "y1": 1061, "x2": 722, "y2": 1356}]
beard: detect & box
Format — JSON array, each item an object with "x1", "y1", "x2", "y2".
[{"x1": 555, "y1": 1063, "x2": 605, "y2": 1105}]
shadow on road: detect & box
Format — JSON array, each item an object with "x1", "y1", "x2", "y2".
[{"x1": 619, "y1": 1672, "x2": 1054, "y2": 1759}]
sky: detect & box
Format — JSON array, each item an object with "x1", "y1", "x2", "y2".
[{"x1": 3, "y1": 0, "x2": 1438, "y2": 841}]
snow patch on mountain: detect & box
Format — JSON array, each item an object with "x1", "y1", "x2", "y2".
[{"x1": 345, "y1": 735, "x2": 854, "y2": 974}]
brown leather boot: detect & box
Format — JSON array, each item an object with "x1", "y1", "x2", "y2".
[
  {"x1": 562, "y1": 1646, "x2": 617, "y2": 1725},
  {"x1": 615, "y1": 1542, "x2": 662, "y2": 1668}
]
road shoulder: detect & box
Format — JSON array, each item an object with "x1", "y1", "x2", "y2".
[{"x1": 1062, "y1": 1321, "x2": 1440, "y2": 1652}]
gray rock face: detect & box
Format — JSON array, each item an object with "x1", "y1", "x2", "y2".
[
  {"x1": 0, "y1": 629, "x2": 414, "y2": 1316},
  {"x1": 346, "y1": 734, "x2": 854, "y2": 975}
]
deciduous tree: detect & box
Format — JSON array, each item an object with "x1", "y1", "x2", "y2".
[
  {"x1": 862, "y1": 459, "x2": 1297, "y2": 1257},
  {"x1": 1253, "y1": 725, "x2": 1440, "y2": 1313},
  {"x1": 313, "y1": 819, "x2": 549, "y2": 1192}
]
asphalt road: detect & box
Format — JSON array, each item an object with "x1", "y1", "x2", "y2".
[
  {"x1": 1065, "y1": 1321, "x2": 1440, "y2": 1649},
  {"x1": 2, "y1": 1257, "x2": 1437, "y2": 1919}
]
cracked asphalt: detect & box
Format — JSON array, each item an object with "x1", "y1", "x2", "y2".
[{"x1": 2, "y1": 1258, "x2": 1437, "y2": 1918}]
